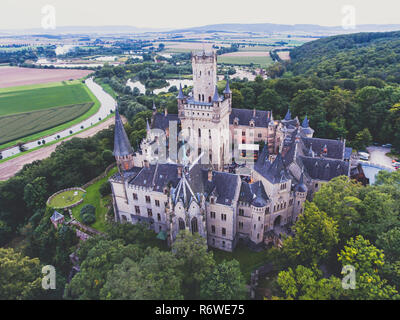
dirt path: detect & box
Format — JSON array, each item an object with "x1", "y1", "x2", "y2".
[{"x1": 0, "y1": 116, "x2": 122, "y2": 181}]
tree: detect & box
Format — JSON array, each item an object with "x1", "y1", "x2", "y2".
[
  {"x1": 338, "y1": 236, "x2": 400, "y2": 300},
  {"x1": 101, "y1": 150, "x2": 114, "y2": 164},
  {"x1": 231, "y1": 89, "x2": 244, "y2": 108},
  {"x1": 80, "y1": 204, "x2": 96, "y2": 225},
  {"x1": 282, "y1": 202, "x2": 339, "y2": 266},
  {"x1": 0, "y1": 248, "x2": 42, "y2": 300},
  {"x1": 172, "y1": 231, "x2": 215, "y2": 299},
  {"x1": 23, "y1": 176, "x2": 48, "y2": 211},
  {"x1": 377, "y1": 227, "x2": 400, "y2": 262},
  {"x1": 313, "y1": 176, "x2": 362, "y2": 241},
  {"x1": 200, "y1": 259, "x2": 247, "y2": 300},
  {"x1": 65, "y1": 239, "x2": 143, "y2": 299},
  {"x1": 276, "y1": 265, "x2": 343, "y2": 300},
  {"x1": 99, "y1": 181, "x2": 111, "y2": 197},
  {"x1": 353, "y1": 128, "x2": 372, "y2": 150},
  {"x1": 100, "y1": 248, "x2": 183, "y2": 300},
  {"x1": 0, "y1": 219, "x2": 12, "y2": 246}
]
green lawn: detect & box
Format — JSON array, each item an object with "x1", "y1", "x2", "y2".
[
  {"x1": 48, "y1": 189, "x2": 85, "y2": 209},
  {"x1": 71, "y1": 167, "x2": 118, "y2": 232},
  {"x1": 0, "y1": 81, "x2": 92, "y2": 116},
  {"x1": 211, "y1": 243, "x2": 271, "y2": 282},
  {"x1": 218, "y1": 55, "x2": 273, "y2": 68}
]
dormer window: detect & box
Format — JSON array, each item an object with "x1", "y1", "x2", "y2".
[
  {"x1": 234, "y1": 117, "x2": 239, "y2": 126},
  {"x1": 249, "y1": 120, "x2": 255, "y2": 127}
]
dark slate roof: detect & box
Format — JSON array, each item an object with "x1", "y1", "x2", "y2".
[
  {"x1": 113, "y1": 108, "x2": 133, "y2": 157},
  {"x1": 177, "y1": 83, "x2": 185, "y2": 99},
  {"x1": 255, "y1": 153, "x2": 290, "y2": 183},
  {"x1": 129, "y1": 164, "x2": 180, "y2": 191},
  {"x1": 223, "y1": 77, "x2": 231, "y2": 94},
  {"x1": 284, "y1": 109, "x2": 292, "y2": 121},
  {"x1": 301, "y1": 137, "x2": 345, "y2": 160},
  {"x1": 212, "y1": 85, "x2": 221, "y2": 102},
  {"x1": 194, "y1": 167, "x2": 238, "y2": 206},
  {"x1": 51, "y1": 211, "x2": 64, "y2": 222},
  {"x1": 300, "y1": 156, "x2": 349, "y2": 181},
  {"x1": 256, "y1": 145, "x2": 270, "y2": 167},
  {"x1": 230, "y1": 108, "x2": 271, "y2": 127},
  {"x1": 111, "y1": 167, "x2": 142, "y2": 183},
  {"x1": 295, "y1": 172, "x2": 307, "y2": 193},
  {"x1": 151, "y1": 112, "x2": 180, "y2": 131},
  {"x1": 239, "y1": 180, "x2": 269, "y2": 207},
  {"x1": 302, "y1": 115, "x2": 309, "y2": 128}
]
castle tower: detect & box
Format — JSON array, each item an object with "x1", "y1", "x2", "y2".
[
  {"x1": 113, "y1": 107, "x2": 134, "y2": 171},
  {"x1": 192, "y1": 51, "x2": 217, "y2": 103},
  {"x1": 178, "y1": 51, "x2": 231, "y2": 171}
]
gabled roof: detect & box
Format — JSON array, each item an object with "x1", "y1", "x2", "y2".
[
  {"x1": 230, "y1": 108, "x2": 272, "y2": 127},
  {"x1": 151, "y1": 112, "x2": 180, "y2": 131},
  {"x1": 239, "y1": 180, "x2": 269, "y2": 207},
  {"x1": 301, "y1": 137, "x2": 345, "y2": 160},
  {"x1": 51, "y1": 210, "x2": 64, "y2": 222},
  {"x1": 113, "y1": 108, "x2": 133, "y2": 157},
  {"x1": 300, "y1": 156, "x2": 350, "y2": 181}
]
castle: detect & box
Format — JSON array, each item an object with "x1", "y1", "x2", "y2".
[{"x1": 109, "y1": 51, "x2": 352, "y2": 251}]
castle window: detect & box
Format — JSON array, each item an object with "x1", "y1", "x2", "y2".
[
  {"x1": 211, "y1": 225, "x2": 216, "y2": 234},
  {"x1": 199, "y1": 71, "x2": 201, "y2": 76},
  {"x1": 159, "y1": 226, "x2": 162, "y2": 232},
  {"x1": 239, "y1": 222, "x2": 243, "y2": 230},
  {"x1": 211, "y1": 198, "x2": 215, "y2": 204},
  {"x1": 239, "y1": 209, "x2": 244, "y2": 216},
  {"x1": 191, "y1": 217, "x2": 199, "y2": 234},
  {"x1": 221, "y1": 214, "x2": 227, "y2": 221},
  {"x1": 242, "y1": 131, "x2": 246, "y2": 136},
  {"x1": 210, "y1": 211, "x2": 216, "y2": 219},
  {"x1": 208, "y1": 96, "x2": 211, "y2": 103},
  {"x1": 135, "y1": 206, "x2": 140, "y2": 214},
  {"x1": 198, "y1": 128, "x2": 201, "y2": 137},
  {"x1": 222, "y1": 228, "x2": 226, "y2": 236},
  {"x1": 179, "y1": 218, "x2": 185, "y2": 230},
  {"x1": 198, "y1": 94, "x2": 201, "y2": 101},
  {"x1": 198, "y1": 148, "x2": 202, "y2": 156},
  {"x1": 266, "y1": 207, "x2": 270, "y2": 213},
  {"x1": 145, "y1": 196, "x2": 151, "y2": 203},
  {"x1": 157, "y1": 213, "x2": 161, "y2": 221},
  {"x1": 222, "y1": 241, "x2": 225, "y2": 248},
  {"x1": 212, "y1": 238, "x2": 215, "y2": 245},
  {"x1": 155, "y1": 200, "x2": 160, "y2": 207},
  {"x1": 258, "y1": 216, "x2": 261, "y2": 221},
  {"x1": 208, "y1": 71, "x2": 210, "y2": 75},
  {"x1": 132, "y1": 193, "x2": 138, "y2": 200},
  {"x1": 147, "y1": 209, "x2": 153, "y2": 217},
  {"x1": 258, "y1": 133, "x2": 262, "y2": 138},
  {"x1": 257, "y1": 233, "x2": 260, "y2": 240},
  {"x1": 254, "y1": 224, "x2": 256, "y2": 230}
]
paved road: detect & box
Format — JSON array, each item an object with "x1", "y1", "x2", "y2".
[
  {"x1": 1, "y1": 78, "x2": 116, "y2": 160},
  {"x1": 0, "y1": 117, "x2": 117, "y2": 181},
  {"x1": 366, "y1": 146, "x2": 393, "y2": 168}
]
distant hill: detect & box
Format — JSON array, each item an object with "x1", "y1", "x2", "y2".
[
  {"x1": 287, "y1": 31, "x2": 400, "y2": 83},
  {"x1": 168, "y1": 23, "x2": 400, "y2": 35},
  {"x1": 2, "y1": 23, "x2": 400, "y2": 36}
]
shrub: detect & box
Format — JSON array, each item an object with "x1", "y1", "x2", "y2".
[
  {"x1": 82, "y1": 213, "x2": 96, "y2": 225},
  {"x1": 99, "y1": 182, "x2": 111, "y2": 197},
  {"x1": 80, "y1": 204, "x2": 96, "y2": 224}
]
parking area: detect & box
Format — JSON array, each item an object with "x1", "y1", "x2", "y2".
[{"x1": 366, "y1": 146, "x2": 393, "y2": 168}]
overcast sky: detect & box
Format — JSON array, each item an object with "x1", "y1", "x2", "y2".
[{"x1": 1, "y1": 0, "x2": 400, "y2": 30}]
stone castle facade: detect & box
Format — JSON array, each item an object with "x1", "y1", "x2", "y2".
[{"x1": 109, "y1": 51, "x2": 352, "y2": 252}]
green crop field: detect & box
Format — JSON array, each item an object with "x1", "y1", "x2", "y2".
[
  {"x1": 0, "y1": 82, "x2": 92, "y2": 116},
  {"x1": 0, "y1": 103, "x2": 93, "y2": 145},
  {"x1": 0, "y1": 81, "x2": 98, "y2": 147},
  {"x1": 218, "y1": 55, "x2": 273, "y2": 68}
]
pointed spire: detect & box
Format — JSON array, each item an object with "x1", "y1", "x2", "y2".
[
  {"x1": 269, "y1": 111, "x2": 274, "y2": 125},
  {"x1": 308, "y1": 144, "x2": 314, "y2": 157},
  {"x1": 295, "y1": 170, "x2": 307, "y2": 193},
  {"x1": 223, "y1": 76, "x2": 231, "y2": 94},
  {"x1": 302, "y1": 115, "x2": 309, "y2": 128},
  {"x1": 152, "y1": 100, "x2": 156, "y2": 111},
  {"x1": 113, "y1": 107, "x2": 133, "y2": 157},
  {"x1": 284, "y1": 108, "x2": 292, "y2": 121},
  {"x1": 212, "y1": 85, "x2": 220, "y2": 102},
  {"x1": 177, "y1": 83, "x2": 184, "y2": 99}
]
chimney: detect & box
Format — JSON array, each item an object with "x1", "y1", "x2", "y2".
[
  {"x1": 144, "y1": 160, "x2": 150, "y2": 168},
  {"x1": 208, "y1": 169, "x2": 213, "y2": 182},
  {"x1": 253, "y1": 108, "x2": 256, "y2": 118},
  {"x1": 164, "y1": 108, "x2": 168, "y2": 117}
]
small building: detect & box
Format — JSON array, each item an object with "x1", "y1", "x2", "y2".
[{"x1": 50, "y1": 210, "x2": 64, "y2": 229}]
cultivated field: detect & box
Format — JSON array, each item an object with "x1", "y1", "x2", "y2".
[
  {"x1": 0, "y1": 82, "x2": 92, "y2": 116},
  {"x1": 0, "y1": 81, "x2": 95, "y2": 145},
  {"x1": 0, "y1": 103, "x2": 93, "y2": 145},
  {"x1": 0, "y1": 66, "x2": 93, "y2": 88},
  {"x1": 218, "y1": 52, "x2": 273, "y2": 68}
]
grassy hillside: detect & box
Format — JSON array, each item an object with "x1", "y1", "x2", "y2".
[
  {"x1": 288, "y1": 31, "x2": 400, "y2": 83},
  {"x1": 0, "y1": 81, "x2": 92, "y2": 116}
]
